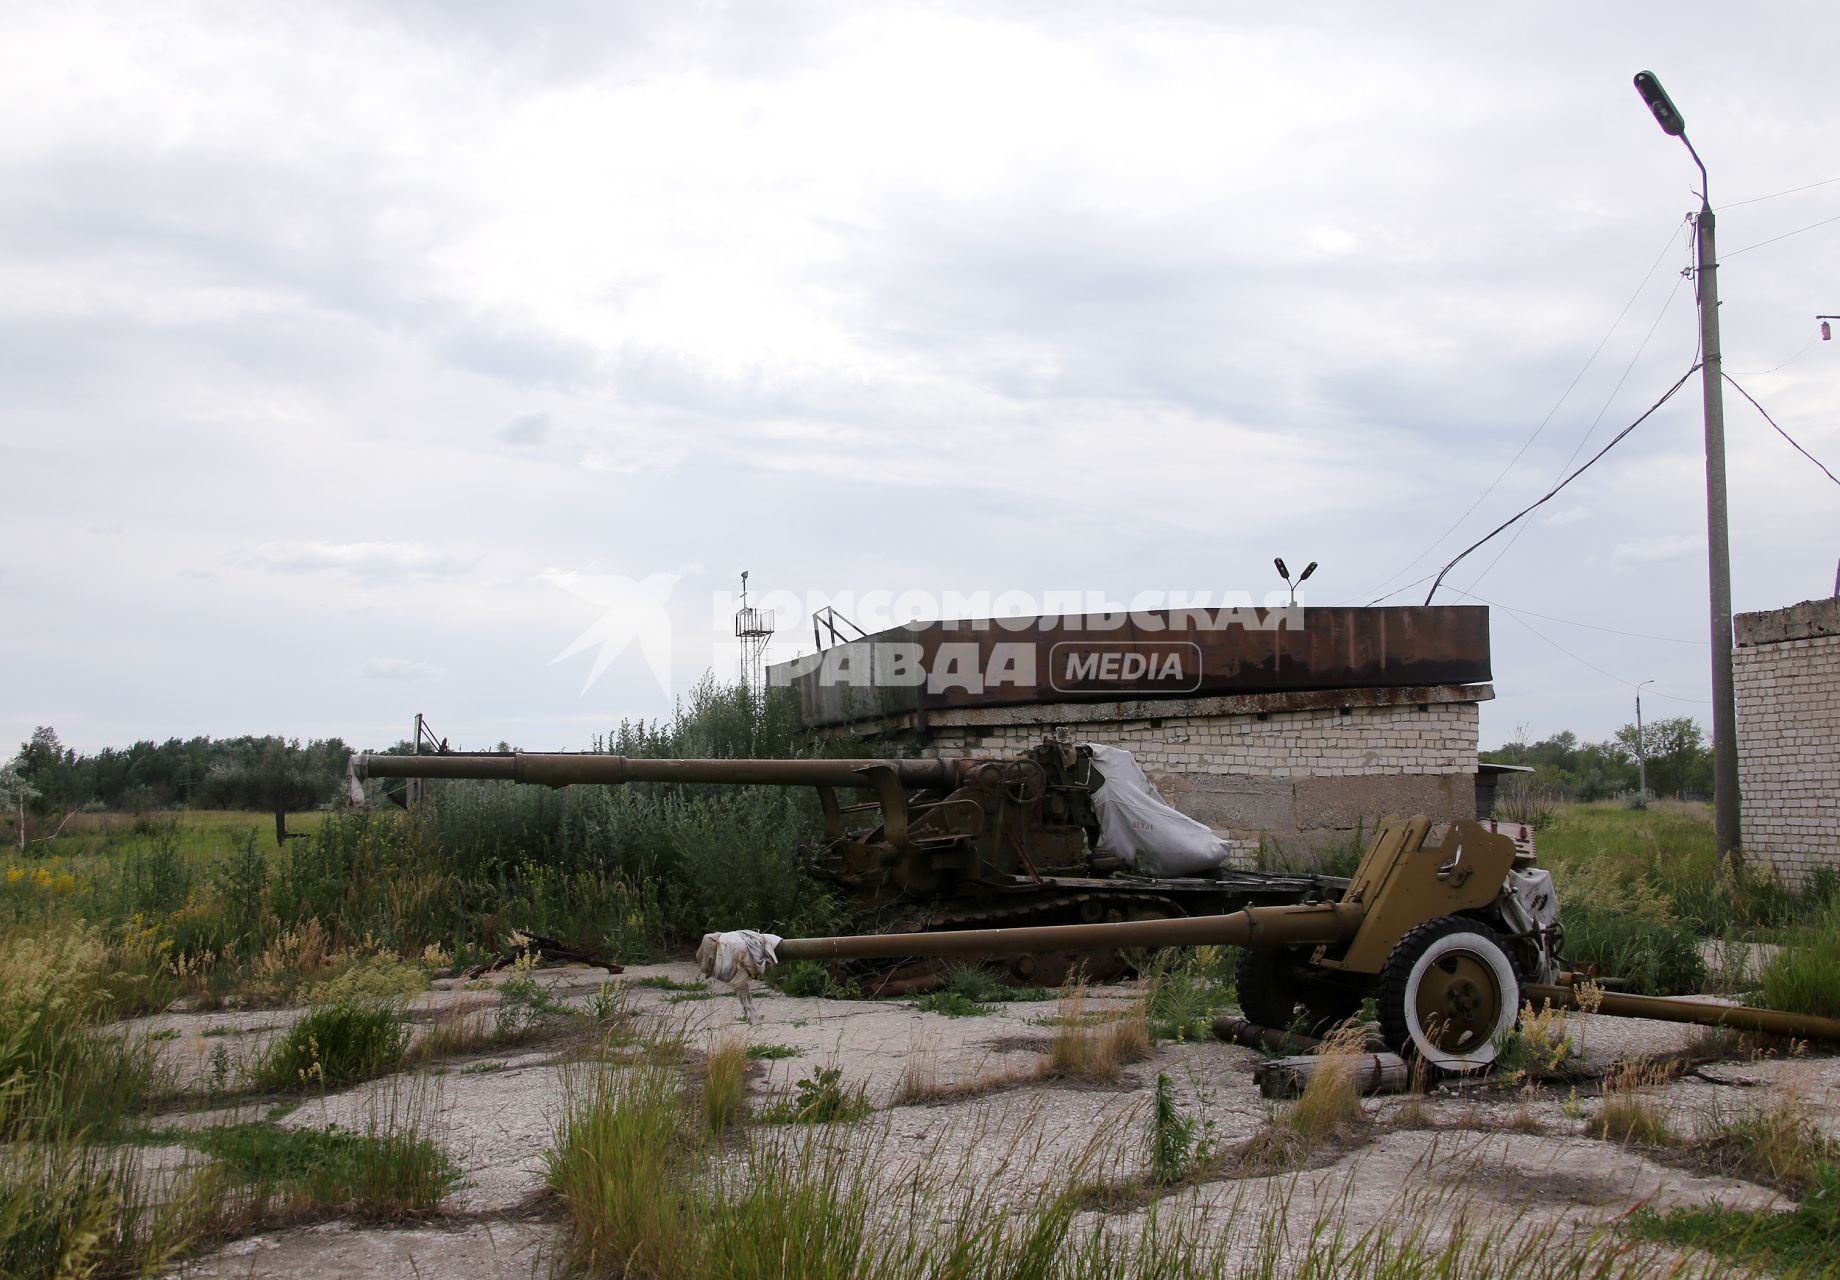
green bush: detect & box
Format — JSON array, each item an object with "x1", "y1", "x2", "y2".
[
  {"x1": 760, "y1": 1067, "x2": 870, "y2": 1126},
  {"x1": 771, "y1": 960, "x2": 843, "y2": 998},
  {"x1": 251, "y1": 999, "x2": 408, "y2": 1091},
  {"x1": 1139, "y1": 945, "x2": 1238, "y2": 1041}
]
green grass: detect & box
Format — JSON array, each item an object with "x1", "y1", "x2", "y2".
[
  {"x1": 1532, "y1": 802, "x2": 1840, "y2": 995},
  {"x1": 758, "y1": 1067, "x2": 871, "y2": 1126},
  {"x1": 0, "y1": 931, "x2": 161, "y2": 1139},
  {"x1": 3, "y1": 679, "x2": 850, "y2": 1020},
  {"x1": 632, "y1": 975, "x2": 710, "y2": 992},
  {"x1": 702, "y1": 1038, "x2": 749, "y2": 1136},
  {"x1": 1757, "y1": 896, "x2": 1840, "y2": 1018},
  {"x1": 745, "y1": 1043, "x2": 800, "y2": 1060},
  {"x1": 911, "y1": 990, "x2": 994, "y2": 1017},
  {"x1": 0, "y1": 1140, "x2": 212, "y2": 1280},
  {"x1": 545, "y1": 1022, "x2": 1729, "y2": 1280},
  {"x1": 1539, "y1": 802, "x2": 1835, "y2": 936},
  {"x1": 1560, "y1": 903, "x2": 1707, "y2": 995},
  {"x1": 546, "y1": 1058, "x2": 691, "y2": 1277},
  {"x1": 1138, "y1": 945, "x2": 1237, "y2": 1040},
  {"x1": 769, "y1": 960, "x2": 847, "y2": 998},
  {"x1": 249, "y1": 999, "x2": 408, "y2": 1091},
  {"x1": 907, "y1": 964, "x2": 1053, "y2": 1016},
  {"x1": 1631, "y1": 1162, "x2": 1840, "y2": 1278},
  {"x1": 179, "y1": 1120, "x2": 458, "y2": 1220}
]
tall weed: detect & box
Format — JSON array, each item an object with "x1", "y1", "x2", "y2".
[
  {"x1": 0, "y1": 932, "x2": 158, "y2": 1138},
  {"x1": 1756, "y1": 896, "x2": 1840, "y2": 1018}
]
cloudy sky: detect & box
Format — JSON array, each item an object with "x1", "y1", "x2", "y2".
[{"x1": 4, "y1": 1, "x2": 1837, "y2": 755}]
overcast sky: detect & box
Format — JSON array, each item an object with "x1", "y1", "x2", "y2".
[{"x1": 4, "y1": 1, "x2": 1837, "y2": 755}]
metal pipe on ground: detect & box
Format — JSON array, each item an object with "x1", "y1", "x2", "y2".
[
  {"x1": 1212, "y1": 1016, "x2": 1323, "y2": 1055},
  {"x1": 775, "y1": 902, "x2": 1365, "y2": 963},
  {"x1": 1523, "y1": 983, "x2": 1840, "y2": 1043}
]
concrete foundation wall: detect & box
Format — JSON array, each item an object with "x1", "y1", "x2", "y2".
[
  {"x1": 1735, "y1": 598, "x2": 1840, "y2": 884},
  {"x1": 817, "y1": 684, "x2": 1487, "y2": 857}
]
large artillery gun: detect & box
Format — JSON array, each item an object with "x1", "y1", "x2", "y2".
[
  {"x1": 350, "y1": 739, "x2": 1341, "y2": 988},
  {"x1": 771, "y1": 815, "x2": 1840, "y2": 1072}
]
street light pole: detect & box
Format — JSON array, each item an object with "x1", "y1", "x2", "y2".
[
  {"x1": 1636, "y1": 680, "x2": 1654, "y2": 800},
  {"x1": 1634, "y1": 71, "x2": 1741, "y2": 862}
]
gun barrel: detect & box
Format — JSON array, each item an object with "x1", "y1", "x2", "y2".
[
  {"x1": 350, "y1": 752, "x2": 959, "y2": 790},
  {"x1": 776, "y1": 901, "x2": 1365, "y2": 963},
  {"x1": 1523, "y1": 982, "x2": 1840, "y2": 1044}
]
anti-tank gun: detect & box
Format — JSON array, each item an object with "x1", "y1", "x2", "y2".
[
  {"x1": 350, "y1": 739, "x2": 1340, "y2": 987},
  {"x1": 769, "y1": 815, "x2": 1840, "y2": 1072}
]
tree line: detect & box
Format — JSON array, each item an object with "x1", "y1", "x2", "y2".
[
  {"x1": 3, "y1": 726, "x2": 352, "y2": 845},
  {"x1": 1483, "y1": 715, "x2": 1711, "y2": 800}
]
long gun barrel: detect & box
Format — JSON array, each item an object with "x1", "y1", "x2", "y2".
[
  {"x1": 350, "y1": 751, "x2": 959, "y2": 790},
  {"x1": 776, "y1": 901, "x2": 1366, "y2": 962}
]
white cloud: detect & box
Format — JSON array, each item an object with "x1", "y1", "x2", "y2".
[
  {"x1": 1613, "y1": 535, "x2": 1704, "y2": 566},
  {"x1": 360, "y1": 657, "x2": 439, "y2": 680},
  {"x1": 1, "y1": 2, "x2": 1836, "y2": 752},
  {"x1": 497, "y1": 411, "x2": 550, "y2": 446},
  {"x1": 244, "y1": 541, "x2": 474, "y2": 581}
]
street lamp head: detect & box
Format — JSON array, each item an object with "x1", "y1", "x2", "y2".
[
  {"x1": 1274, "y1": 557, "x2": 1290, "y2": 582},
  {"x1": 1299, "y1": 561, "x2": 1318, "y2": 583},
  {"x1": 1634, "y1": 71, "x2": 1686, "y2": 137}
]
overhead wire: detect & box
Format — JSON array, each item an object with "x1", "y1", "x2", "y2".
[
  {"x1": 1343, "y1": 219, "x2": 1689, "y2": 606},
  {"x1": 1723, "y1": 210, "x2": 1840, "y2": 259},
  {"x1": 1731, "y1": 336, "x2": 1816, "y2": 377},
  {"x1": 1491, "y1": 604, "x2": 1712, "y2": 705},
  {"x1": 1419, "y1": 363, "x2": 1701, "y2": 605},
  {"x1": 1724, "y1": 373, "x2": 1840, "y2": 489},
  {"x1": 1464, "y1": 245, "x2": 1694, "y2": 593},
  {"x1": 1438, "y1": 585, "x2": 1705, "y2": 645},
  {"x1": 1718, "y1": 174, "x2": 1840, "y2": 210}
]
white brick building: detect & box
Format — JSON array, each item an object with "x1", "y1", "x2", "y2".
[
  {"x1": 1734, "y1": 598, "x2": 1840, "y2": 884},
  {"x1": 816, "y1": 683, "x2": 1489, "y2": 857}
]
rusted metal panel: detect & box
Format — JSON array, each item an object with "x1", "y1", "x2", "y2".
[{"x1": 772, "y1": 606, "x2": 1490, "y2": 729}]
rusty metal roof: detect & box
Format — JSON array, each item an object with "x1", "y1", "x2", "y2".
[{"x1": 771, "y1": 606, "x2": 1490, "y2": 729}]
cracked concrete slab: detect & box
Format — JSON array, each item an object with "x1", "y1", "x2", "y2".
[{"x1": 149, "y1": 960, "x2": 1834, "y2": 1279}]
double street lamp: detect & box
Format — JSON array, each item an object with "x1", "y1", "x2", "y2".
[{"x1": 1633, "y1": 71, "x2": 1741, "y2": 861}]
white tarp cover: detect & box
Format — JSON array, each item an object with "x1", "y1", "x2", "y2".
[{"x1": 1085, "y1": 743, "x2": 1230, "y2": 877}]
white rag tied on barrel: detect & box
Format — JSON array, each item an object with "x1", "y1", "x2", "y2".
[{"x1": 696, "y1": 929, "x2": 783, "y2": 1024}]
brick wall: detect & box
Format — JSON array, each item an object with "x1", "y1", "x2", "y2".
[
  {"x1": 820, "y1": 685, "x2": 1487, "y2": 853},
  {"x1": 1735, "y1": 598, "x2": 1840, "y2": 884},
  {"x1": 917, "y1": 702, "x2": 1477, "y2": 777}
]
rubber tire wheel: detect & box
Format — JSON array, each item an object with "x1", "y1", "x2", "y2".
[
  {"x1": 1378, "y1": 915, "x2": 1520, "y2": 1076},
  {"x1": 1236, "y1": 946, "x2": 1365, "y2": 1037}
]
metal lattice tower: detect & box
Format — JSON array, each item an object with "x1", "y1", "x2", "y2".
[{"x1": 734, "y1": 570, "x2": 775, "y2": 700}]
